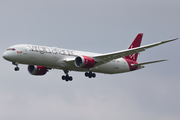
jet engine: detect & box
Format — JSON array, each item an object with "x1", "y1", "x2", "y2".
[
  {"x1": 28, "y1": 65, "x2": 48, "y2": 75},
  {"x1": 75, "y1": 56, "x2": 95, "y2": 68}
]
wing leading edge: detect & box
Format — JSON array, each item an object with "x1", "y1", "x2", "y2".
[{"x1": 93, "y1": 38, "x2": 178, "y2": 66}]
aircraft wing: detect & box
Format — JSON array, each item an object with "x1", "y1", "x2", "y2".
[{"x1": 93, "y1": 38, "x2": 178, "y2": 66}]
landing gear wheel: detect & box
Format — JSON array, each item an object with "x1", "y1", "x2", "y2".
[
  {"x1": 69, "y1": 76, "x2": 73, "y2": 81},
  {"x1": 65, "y1": 75, "x2": 69, "y2": 81},
  {"x1": 14, "y1": 67, "x2": 19, "y2": 71},
  {"x1": 85, "y1": 71, "x2": 96, "y2": 78},
  {"x1": 85, "y1": 72, "x2": 89, "y2": 77},
  {"x1": 63, "y1": 75, "x2": 73, "y2": 82},
  {"x1": 62, "y1": 70, "x2": 73, "y2": 82},
  {"x1": 62, "y1": 75, "x2": 65, "y2": 80},
  {"x1": 12, "y1": 62, "x2": 20, "y2": 71},
  {"x1": 92, "y1": 73, "x2": 96, "y2": 78}
]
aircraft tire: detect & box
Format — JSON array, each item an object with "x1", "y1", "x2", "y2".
[
  {"x1": 69, "y1": 76, "x2": 73, "y2": 81},
  {"x1": 92, "y1": 73, "x2": 96, "y2": 78},
  {"x1": 88, "y1": 75, "x2": 92, "y2": 78},
  {"x1": 85, "y1": 72, "x2": 96, "y2": 78},
  {"x1": 14, "y1": 67, "x2": 19, "y2": 71},
  {"x1": 62, "y1": 75, "x2": 73, "y2": 81},
  {"x1": 62, "y1": 75, "x2": 65, "y2": 80},
  {"x1": 85, "y1": 72, "x2": 89, "y2": 77}
]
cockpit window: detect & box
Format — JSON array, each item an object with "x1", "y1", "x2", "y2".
[{"x1": 7, "y1": 48, "x2": 16, "y2": 51}]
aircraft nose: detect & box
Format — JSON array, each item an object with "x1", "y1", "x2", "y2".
[{"x1": 2, "y1": 51, "x2": 9, "y2": 60}]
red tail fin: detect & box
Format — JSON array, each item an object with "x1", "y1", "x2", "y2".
[{"x1": 125, "y1": 33, "x2": 143, "y2": 61}]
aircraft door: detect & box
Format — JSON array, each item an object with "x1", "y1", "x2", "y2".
[{"x1": 23, "y1": 46, "x2": 27, "y2": 55}]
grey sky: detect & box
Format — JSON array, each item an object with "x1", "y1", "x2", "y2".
[{"x1": 0, "y1": 0, "x2": 180, "y2": 120}]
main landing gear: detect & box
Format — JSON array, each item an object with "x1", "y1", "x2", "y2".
[
  {"x1": 62, "y1": 70, "x2": 73, "y2": 82},
  {"x1": 85, "y1": 71, "x2": 96, "y2": 78},
  {"x1": 61, "y1": 70, "x2": 96, "y2": 82},
  {"x1": 12, "y1": 62, "x2": 20, "y2": 71}
]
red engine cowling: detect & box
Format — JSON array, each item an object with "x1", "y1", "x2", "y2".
[
  {"x1": 28, "y1": 65, "x2": 48, "y2": 75},
  {"x1": 75, "y1": 56, "x2": 95, "y2": 68}
]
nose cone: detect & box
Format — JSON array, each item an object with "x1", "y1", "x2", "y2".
[{"x1": 2, "y1": 51, "x2": 9, "y2": 60}]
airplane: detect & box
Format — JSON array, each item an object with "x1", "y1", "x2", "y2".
[{"x1": 2, "y1": 33, "x2": 178, "y2": 82}]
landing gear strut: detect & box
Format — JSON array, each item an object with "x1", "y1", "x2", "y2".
[
  {"x1": 62, "y1": 70, "x2": 73, "y2": 82},
  {"x1": 12, "y1": 62, "x2": 20, "y2": 71},
  {"x1": 85, "y1": 71, "x2": 96, "y2": 78}
]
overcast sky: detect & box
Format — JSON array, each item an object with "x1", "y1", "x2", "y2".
[{"x1": 0, "y1": 0, "x2": 180, "y2": 120}]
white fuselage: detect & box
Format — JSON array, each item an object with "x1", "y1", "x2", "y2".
[{"x1": 3, "y1": 44, "x2": 132, "y2": 74}]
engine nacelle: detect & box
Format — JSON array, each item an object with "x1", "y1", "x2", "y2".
[
  {"x1": 75, "y1": 56, "x2": 95, "y2": 68},
  {"x1": 28, "y1": 65, "x2": 48, "y2": 75}
]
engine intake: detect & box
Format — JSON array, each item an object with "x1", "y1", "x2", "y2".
[
  {"x1": 28, "y1": 65, "x2": 48, "y2": 75},
  {"x1": 75, "y1": 56, "x2": 95, "y2": 68}
]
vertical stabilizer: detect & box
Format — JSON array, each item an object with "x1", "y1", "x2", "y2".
[{"x1": 125, "y1": 33, "x2": 143, "y2": 61}]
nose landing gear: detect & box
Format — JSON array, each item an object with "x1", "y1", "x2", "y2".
[{"x1": 12, "y1": 62, "x2": 20, "y2": 71}]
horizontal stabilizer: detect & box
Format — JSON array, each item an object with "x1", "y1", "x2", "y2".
[{"x1": 131, "y1": 59, "x2": 168, "y2": 66}]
